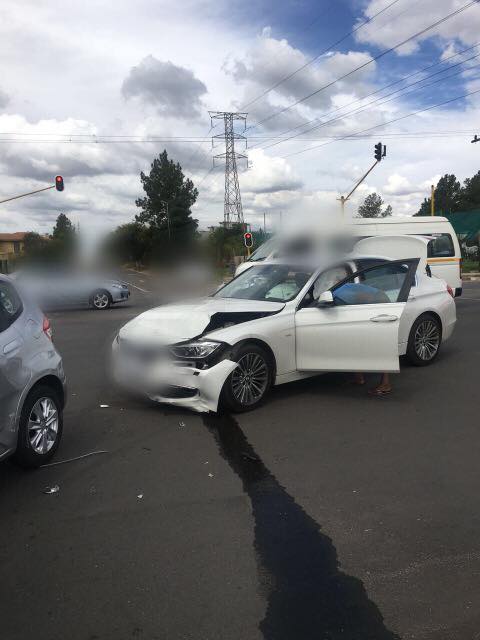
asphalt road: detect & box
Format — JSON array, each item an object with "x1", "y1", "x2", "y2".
[{"x1": 1, "y1": 275, "x2": 479, "y2": 640}]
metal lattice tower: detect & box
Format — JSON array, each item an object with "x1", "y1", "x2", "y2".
[{"x1": 209, "y1": 111, "x2": 248, "y2": 227}]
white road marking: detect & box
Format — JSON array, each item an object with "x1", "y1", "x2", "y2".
[{"x1": 125, "y1": 281, "x2": 151, "y2": 293}]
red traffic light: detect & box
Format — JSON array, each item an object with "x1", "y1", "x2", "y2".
[
  {"x1": 55, "y1": 175, "x2": 64, "y2": 191},
  {"x1": 244, "y1": 232, "x2": 253, "y2": 248}
]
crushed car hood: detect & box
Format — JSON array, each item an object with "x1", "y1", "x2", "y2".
[{"x1": 119, "y1": 297, "x2": 285, "y2": 345}]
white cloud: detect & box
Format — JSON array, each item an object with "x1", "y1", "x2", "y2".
[
  {"x1": 383, "y1": 173, "x2": 414, "y2": 195},
  {"x1": 226, "y1": 33, "x2": 376, "y2": 128},
  {"x1": 242, "y1": 149, "x2": 302, "y2": 194},
  {"x1": 355, "y1": 0, "x2": 480, "y2": 56}
]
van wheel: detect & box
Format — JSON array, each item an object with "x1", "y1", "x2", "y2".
[
  {"x1": 220, "y1": 343, "x2": 273, "y2": 413},
  {"x1": 406, "y1": 314, "x2": 442, "y2": 366},
  {"x1": 13, "y1": 385, "x2": 63, "y2": 468}
]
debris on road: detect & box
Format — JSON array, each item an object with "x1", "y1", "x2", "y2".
[
  {"x1": 242, "y1": 452, "x2": 259, "y2": 462},
  {"x1": 100, "y1": 404, "x2": 109, "y2": 408},
  {"x1": 137, "y1": 494, "x2": 144, "y2": 499},
  {"x1": 208, "y1": 473, "x2": 214, "y2": 478},
  {"x1": 179, "y1": 421, "x2": 186, "y2": 428},
  {"x1": 40, "y1": 450, "x2": 109, "y2": 468},
  {"x1": 43, "y1": 485, "x2": 60, "y2": 495}
]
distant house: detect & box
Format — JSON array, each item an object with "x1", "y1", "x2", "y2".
[{"x1": 0, "y1": 232, "x2": 28, "y2": 273}]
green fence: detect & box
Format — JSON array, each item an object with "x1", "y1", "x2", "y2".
[{"x1": 444, "y1": 210, "x2": 480, "y2": 242}]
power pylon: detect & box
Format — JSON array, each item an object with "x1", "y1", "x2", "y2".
[{"x1": 209, "y1": 111, "x2": 248, "y2": 227}]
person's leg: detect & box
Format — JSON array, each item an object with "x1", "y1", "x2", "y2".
[
  {"x1": 353, "y1": 372, "x2": 365, "y2": 385},
  {"x1": 368, "y1": 372, "x2": 392, "y2": 395}
]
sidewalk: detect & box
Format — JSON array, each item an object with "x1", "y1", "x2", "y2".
[{"x1": 463, "y1": 272, "x2": 480, "y2": 281}]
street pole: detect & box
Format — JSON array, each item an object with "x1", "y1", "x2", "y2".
[
  {"x1": 0, "y1": 184, "x2": 55, "y2": 205},
  {"x1": 263, "y1": 212, "x2": 266, "y2": 233},
  {"x1": 338, "y1": 160, "x2": 379, "y2": 217},
  {"x1": 431, "y1": 185, "x2": 435, "y2": 216}
]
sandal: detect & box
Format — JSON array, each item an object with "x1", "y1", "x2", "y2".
[{"x1": 368, "y1": 386, "x2": 392, "y2": 397}]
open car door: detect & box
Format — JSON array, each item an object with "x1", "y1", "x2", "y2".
[
  {"x1": 352, "y1": 235, "x2": 430, "y2": 273},
  {"x1": 295, "y1": 258, "x2": 419, "y2": 372}
]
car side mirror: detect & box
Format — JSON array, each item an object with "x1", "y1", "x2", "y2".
[{"x1": 316, "y1": 290, "x2": 334, "y2": 307}]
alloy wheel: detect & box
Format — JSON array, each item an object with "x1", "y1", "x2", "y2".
[
  {"x1": 93, "y1": 292, "x2": 109, "y2": 309},
  {"x1": 414, "y1": 319, "x2": 440, "y2": 361},
  {"x1": 231, "y1": 352, "x2": 269, "y2": 406},
  {"x1": 28, "y1": 397, "x2": 59, "y2": 454}
]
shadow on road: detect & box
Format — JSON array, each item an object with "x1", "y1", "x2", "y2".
[{"x1": 203, "y1": 412, "x2": 400, "y2": 640}]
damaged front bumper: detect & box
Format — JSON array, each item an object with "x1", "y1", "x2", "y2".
[{"x1": 113, "y1": 350, "x2": 237, "y2": 413}]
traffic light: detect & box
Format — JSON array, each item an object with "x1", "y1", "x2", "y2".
[
  {"x1": 244, "y1": 232, "x2": 253, "y2": 248},
  {"x1": 55, "y1": 175, "x2": 64, "y2": 191},
  {"x1": 374, "y1": 142, "x2": 386, "y2": 162}
]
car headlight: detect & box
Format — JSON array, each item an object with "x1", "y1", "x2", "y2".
[
  {"x1": 110, "y1": 283, "x2": 124, "y2": 290},
  {"x1": 170, "y1": 340, "x2": 222, "y2": 359}
]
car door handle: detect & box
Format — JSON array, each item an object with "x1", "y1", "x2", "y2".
[{"x1": 370, "y1": 314, "x2": 398, "y2": 323}]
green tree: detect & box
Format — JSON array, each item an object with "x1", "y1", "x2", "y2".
[
  {"x1": 357, "y1": 193, "x2": 392, "y2": 218},
  {"x1": 52, "y1": 213, "x2": 75, "y2": 242},
  {"x1": 415, "y1": 174, "x2": 462, "y2": 216},
  {"x1": 105, "y1": 222, "x2": 149, "y2": 265},
  {"x1": 135, "y1": 150, "x2": 198, "y2": 253},
  {"x1": 23, "y1": 232, "x2": 49, "y2": 256},
  {"x1": 459, "y1": 170, "x2": 480, "y2": 210},
  {"x1": 206, "y1": 224, "x2": 244, "y2": 265}
]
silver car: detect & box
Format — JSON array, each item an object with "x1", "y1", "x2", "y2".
[
  {"x1": 13, "y1": 269, "x2": 131, "y2": 310},
  {"x1": 0, "y1": 274, "x2": 66, "y2": 467}
]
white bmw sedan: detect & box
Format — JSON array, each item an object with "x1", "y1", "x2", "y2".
[{"x1": 112, "y1": 255, "x2": 456, "y2": 413}]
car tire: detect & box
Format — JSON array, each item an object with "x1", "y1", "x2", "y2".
[
  {"x1": 220, "y1": 343, "x2": 273, "y2": 413},
  {"x1": 90, "y1": 289, "x2": 111, "y2": 310},
  {"x1": 13, "y1": 385, "x2": 63, "y2": 468},
  {"x1": 406, "y1": 313, "x2": 442, "y2": 367}
]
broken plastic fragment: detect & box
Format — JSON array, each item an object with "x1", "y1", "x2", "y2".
[
  {"x1": 43, "y1": 485, "x2": 60, "y2": 495},
  {"x1": 137, "y1": 494, "x2": 143, "y2": 499},
  {"x1": 208, "y1": 473, "x2": 214, "y2": 478},
  {"x1": 100, "y1": 404, "x2": 109, "y2": 408}
]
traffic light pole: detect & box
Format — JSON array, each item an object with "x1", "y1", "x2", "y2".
[
  {"x1": 338, "y1": 160, "x2": 379, "y2": 217},
  {"x1": 0, "y1": 184, "x2": 55, "y2": 205}
]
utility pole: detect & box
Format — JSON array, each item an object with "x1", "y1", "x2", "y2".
[
  {"x1": 209, "y1": 111, "x2": 248, "y2": 228},
  {"x1": 263, "y1": 211, "x2": 266, "y2": 234},
  {"x1": 430, "y1": 185, "x2": 435, "y2": 216},
  {"x1": 338, "y1": 143, "x2": 386, "y2": 217}
]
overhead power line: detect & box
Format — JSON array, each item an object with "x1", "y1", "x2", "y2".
[
  {"x1": 248, "y1": 0, "x2": 479, "y2": 132},
  {"x1": 282, "y1": 86, "x2": 480, "y2": 159},
  {"x1": 257, "y1": 55, "x2": 480, "y2": 151},
  {"x1": 252, "y1": 40, "x2": 480, "y2": 150},
  {"x1": 240, "y1": 0, "x2": 405, "y2": 110},
  {"x1": 0, "y1": 130, "x2": 477, "y2": 144}
]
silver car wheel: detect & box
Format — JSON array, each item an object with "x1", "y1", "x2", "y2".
[
  {"x1": 93, "y1": 292, "x2": 109, "y2": 309},
  {"x1": 414, "y1": 319, "x2": 440, "y2": 361},
  {"x1": 231, "y1": 353, "x2": 269, "y2": 406},
  {"x1": 28, "y1": 397, "x2": 59, "y2": 454}
]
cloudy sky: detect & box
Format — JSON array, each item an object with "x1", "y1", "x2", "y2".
[{"x1": 0, "y1": 0, "x2": 479, "y2": 235}]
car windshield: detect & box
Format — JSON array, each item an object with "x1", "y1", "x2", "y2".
[{"x1": 214, "y1": 264, "x2": 313, "y2": 302}]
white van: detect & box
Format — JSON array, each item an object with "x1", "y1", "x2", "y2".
[
  {"x1": 351, "y1": 217, "x2": 462, "y2": 296},
  {"x1": 238, "y1": 216, "x2": 462, "y2": 296}
]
